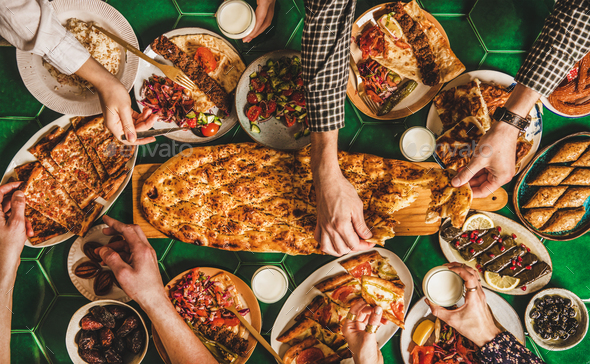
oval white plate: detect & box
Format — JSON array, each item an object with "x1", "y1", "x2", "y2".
[
  {"x1": 235, "y1": 49, "x2": 311, "y2": 151},
  {"x1": 270, "y1": 248, "x2": 414, "y2": 363},
  {"x1": 65, "y1": 299, "x2": 148, "y2": 364},
  {"x1": 16, "y1": 0, "x2": 139, "y2": 116},
  {"x1": 525, "y1": 288, "x2": 589, "y2": 351},
  {"x1": 0, "y1": 115, "x2": 137, "y2": 248},
  {"x1": 400, "y1": 291, "x2": 525, "y2": 364},
  {"x1": 439, "y1": 211, "x2": 552, "y2": 295},
  {"x1": 67, "y1": 224, "x2": 131, "y2": 302},
  {"x1": 541, "y1": 95, "x2": 590, "y2": 119},
  {"x1": 426, "y1": 70, "x2": 543, "y2": 175},
  {"x1": 133, "y1": 27, "x2": 240, "y2": 143}
]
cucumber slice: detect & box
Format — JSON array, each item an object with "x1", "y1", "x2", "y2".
[
  {"x1": 251, "y1": 124, "x2": 261, "y2": 133},
  {"x1": 213, "y1": 119, "x2": 222, "y2": 126},
  {"x1": 303, "y1": 128, "x2": 311, "y2": 136},
  {"x1": 249, "y1": 72, "x2": 257, "y2": 78}
]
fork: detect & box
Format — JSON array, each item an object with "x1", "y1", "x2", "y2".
[
  {"x1": 93, "y1": 25, "x2": 197, "y2": 91},
  {"x1": 350, "y1": 55, "x2": 379, "y2": 114}
]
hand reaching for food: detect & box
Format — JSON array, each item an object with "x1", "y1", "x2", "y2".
[
  {"x1": 242, "y1": 0, "x2": 276, "y2": 43},
  {"x1": 0, "y1": 182, "x2": 34, "y2": 266},
  {"x1": 342, "y1": 301, "x2": 384, "y2": 364},
  {"x1": 425, "y1": 262, "x2": 501, "y2": 347}
]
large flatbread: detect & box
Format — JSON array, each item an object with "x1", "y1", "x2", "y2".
[
  {"x1": 373, "y1": 0, "x2": 464, "y2": 85},
  {"x1": 141, "y1": 143, "x2": 473, "y2": 255},
  {"x1": 433, "y1": 79, "x2": 491, "y2": 132}
]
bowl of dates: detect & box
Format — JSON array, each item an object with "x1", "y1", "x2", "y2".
[
  {"x1": 66, "y1": 299, "x2": 148, "y2": 364},
  {"x1": 525, "y1": 288, "x2": 588, "y2": 350}
]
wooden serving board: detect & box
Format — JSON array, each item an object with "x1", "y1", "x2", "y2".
[{"x1": 132, "y1": 163, "x2": 508, "y2": 239}]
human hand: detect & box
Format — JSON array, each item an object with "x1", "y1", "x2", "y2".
[
  {"x1": 425, "y1": 262, "x2": 502, "y2": 347},
  {"x1": 314, "y1": 170, "x2": 374, "y2": 256},
  {"x1": 97, "y1": 215, "x2": 165, "y2": 306},
  {"x1": 0, "y1": 182, "x2": 34, "y2": 272},
  {"x1": 342, "y1": 301, "x2": 384, "y2": 364},
  {"x1": 242, "y1": 0, "x2": 276, "y2": 43},
  {"x1": 451, "y1": 122, "x2": 520, "y2": 198}
]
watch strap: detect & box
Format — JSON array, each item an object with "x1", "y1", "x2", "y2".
[{"x1": 493, "y1": 107, "x2": 530, "y2": 131}]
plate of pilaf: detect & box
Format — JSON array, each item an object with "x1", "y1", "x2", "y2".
[{"x1": 16, "y1": 0, "x2": 139, "y2": 116}]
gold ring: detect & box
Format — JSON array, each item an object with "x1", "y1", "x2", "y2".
[
  {"x1": 346, "y1": 312, "x2": 357, "y2": 321},
  {"x1": 466, "y1": 286, "x2": 478, "y2": 292},
  {"x1": 365, "y1": 324, "x2": 379, "y2": 333}
]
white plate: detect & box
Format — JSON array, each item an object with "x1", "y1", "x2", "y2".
[
  {"x1": 270, "y1": 248, "x2": 414, "y2": 363},
  {"x1": 15, "y1": 0, "x2": 139, "y2": 116},
  {"x1": 133, "y1": 27, "x2": 240, "y2": 143},
  {"x1": 400, "y1": 291, "x2": 525, "y2": 364},
  {"x1": 67, "y1": 224, "x2": 131, "y2": 302},
  {"x1": 65, "y1": 299, "x2": 148, "y2": 364},
  {"x1": 426, "y1": 70, "x2": 543, "y2": 174},
  {"x1": 0, "y1": 115, "x2": 137, "y2": 248},
  {"x1": 541, "y1": 95, "x2": 590, "y2": 119},
  {"x1": 439, "y1": 211, "x2": 552, "y2": 295}
]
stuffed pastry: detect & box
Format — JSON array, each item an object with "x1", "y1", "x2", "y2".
[
  {"x1": 541, "y1": 206, "x2": 586, "y2": 233},
  {"x1": 524, "y1": 208, "x2": 557, "y2": 229},
  {"x1": 523, "y1": 186, "x2": 568, "y2": 208},
  {"x1": 572, "y1": 149, "x2": 590, "y2": 167},
  {"x1": 561, "y1": 168, "x2": 590, "y2": 185},
  {"x1": 528, "y1": 166, "x2": 574, "y2": 186},
  {"x1": 554, "y1": 187, "x2": 590, "y2": 208},
  {"x1": 548, "y1": 140, "x2": 590, "y2": 163}
]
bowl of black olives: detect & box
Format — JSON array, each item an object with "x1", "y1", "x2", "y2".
[
  {"x1": 525, "y1": 288, "x2": 588, "y2": 350},
  {"x1": 66, "y1": 299, "x2": 148, "y2": 364}
]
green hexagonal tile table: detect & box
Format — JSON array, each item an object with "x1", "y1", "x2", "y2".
[{"x1": 1, "y1": 1, "x2": 590, "y2": 363}]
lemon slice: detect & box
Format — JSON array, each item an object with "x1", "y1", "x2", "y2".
[
  {"x1": 412, "y1": 319, "x2": 435, "y2": 346},
  {"x1": 378, "y1": 13, "x2": 404, "y2": 40},
  {"x1": 462, "y1": 213, "x2": 494, "y2": 231},
  {"x1": 484, "y1": 271, "x2": 520, "y2": 291}
]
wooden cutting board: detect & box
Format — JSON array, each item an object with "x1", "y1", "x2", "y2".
[{"x1": 132, "y1": 163, "x2": 508, "y2": 238}]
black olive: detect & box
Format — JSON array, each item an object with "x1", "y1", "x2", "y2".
[
  {"x1": 564, "y1": 298, "x2": 572, "y2": 308},
  {"x1": 568, "y1": 327, "x2": 577, "y2": 335},
  {"x1": 554, "y1": 295, "x2": 563, "y2": 304},
  {"x1": 535, "y1": 298, "x2": 545, "y2": 308},
  {"x1": 542, "y1": 332, "x2": 551, "y2": 340},
  {"x1": 545, "y1": 296, "x2": 554, "y2": 305},
  {"x1": 560, "y1": 315, "x2": 569, "y2": 323},
  {"x1": 552, "y1": 331, "x2": 560, "y2": 340},
  {"x1": 568, "y1": 308, "x2": 577, "y2": 318},
  {"x1": 534, "y1": 323, "x2": 543, "y2": 334},
  {"x1": 530, "y1": 308, "x2": 541, "y2": 319},
  {"x1": 551, "y1": 314, "x2": 560, "y2": 323}
]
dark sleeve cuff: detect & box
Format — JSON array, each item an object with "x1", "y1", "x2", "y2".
[
  {"x1": 477, "y1": 331, "x2": 545, "y2": 364},
  {"x1": 306, "y1": 88, "x2": 346, "y2": 132}
]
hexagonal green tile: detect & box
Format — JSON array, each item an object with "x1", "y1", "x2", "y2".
[
  {"x1": 173, "y1": 0, "x2": 217, "y2": 14},
  {"x1": 20, "y1": 246, "x2": 43, "y2": 260},
  {"x1": 149, "y1": 238, "x2": 174, "y2": 260},
  {"x1": 0, "y1": 49, "x2": 43, "y2": 118},
  {"x1": 37, "y1": 296, "x2": 89, "y2": 364},
  {"x1": 340, "y1": 100, "x2": 364, "y2": 151},
  {"x1": 39, "y1": 240, "x2": 79, "y2": 296},
  {"x1": 107, "y1": 0, "x2": 179, "y2": 48},
  {"x1": 480, "y1": 52, "x2": 527, "y2": 77},
  {"x1": 384, "y1": 235, "x2": 421, "y2": 261},
  {"x1": 285, "y1": 20, "x2": 303, "y2": 51},
  {"x1": 348, "y1": 123, "x2": 406, "y2": 159},
  {"x1": 161, "y1": 241, "x2": 240, "y2": 278},
  {"x1": 421, "y1": 0, "x2": 476, "y2": 14},
  {"x1": 36, "y1": 107, "x2": 63, "y2": 126},
  {"x1": 543, "y1": 239, "x2": 590, "y2": 299},
  {"x1": 9, "y1": 332, "x2": 49, "y2": 364},
  {"x1": 282, "y1": 254, "x2": 334, "y2": 286},
  {"x1": 175, "y1": 15, "x2": 221, "y2": 33},
  {"x1": 469, "y1": 0, "x2": 550, "y2": 51},
  {"x1": 11, "y1": 261, "x2": 55, "y2": 331},
  {"x1": 402, "y1": 235, "x2": 448, "y2": 283},
  {"x1": 435, "y1": 15, "x2": 485, "y2": 71},
  {"x1": 0, "y1": 118, "x2": 42, "y2": 174},
  {"x1": 235, "y1": 251, "x2": 286, "y2": 264}
]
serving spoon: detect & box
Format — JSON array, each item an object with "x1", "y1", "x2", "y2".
[{"x1": 121, "y1": 127, "x2": 202, "y2": 141}]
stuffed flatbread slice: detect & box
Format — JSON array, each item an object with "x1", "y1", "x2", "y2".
[{"x1": 361, "y1": 276, "x2": 405, "y2": 328}]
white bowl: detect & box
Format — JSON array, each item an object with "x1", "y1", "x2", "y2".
[
  {"x1": 525, "y1": 288, "x2": 589, "y2": 351},
  {"x1": 66, "y1": 299, "x2": 148, "y2": 364}
]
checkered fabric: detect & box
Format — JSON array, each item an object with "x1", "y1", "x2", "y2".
[
  {"x1": 302, "y1": 0, "x2": 356, "y2": 132},
  {"x1": 515, "y1": 0, "x2": 590, "y2": 97}
]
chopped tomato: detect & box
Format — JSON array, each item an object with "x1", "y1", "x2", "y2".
[
  {"x1": 284, "y1": 114, "x2": 296, "y2": 127},
  {"x1": 247, "y1": 91, "x2": 259, "y2": 104},
  {"x1": 312, "y1": 305, "x2": 332, "y2": 326},
  {"x1": 224, "y1": 317, "x2": 240, "y2": 327},
  {"x1": 250, "y1": 78, "x2": 265, "y2": 92},
  {"x1": 201, "y1": 123, "x2": 220, "y2": 137},
  {"x1": 282, "y1": 89, "x2": 294, "y2": 97},
  {"x1": 266, "y1": 100, "x2": 277, "y2": 114},
  {"x1": 291, "y1": 91, "x2": 305, "y2": 106},
  {"x1": 411, "y1": 346, "x2": 434, "y2": 364},
  {"x1": 246, "y1": 105, "x2": 262, "y2": 121},
  {"x1": 194, "y1": 47, "x2": 217, "y2": 73},
  {"x1": 211, "y1": 317, "x2": 225, "y2": 327},
  {"x1": 391, "y1": 300, "x2": 404, "y2": 322},
  {"x1": 366, "y1": 90, "x2": 383, "y2": 104},
  {"x1": 349, "y1": 262, "x2": 372, "y2": 279},
  {"x1": 333, "y1": 286, "x2": 355, "y2": 303},
  {"x1": 285, "y1": 105, "x2": 296, "y2": 112},
  {"x1": 296, "y1": 77, "x2": 304, "y2": 87},
  {"x1": 395, "y1": 40, "x2": 411, "y2": 49},
  {"x1": 296, "y1": 347, "x2": 324, "y2": 364},
  {"x1": 260, "y1": 70, "x2": 268, "y2": 78},
  {"x1": 195, "y1": 309, "x2": 208, "y2": 317}
]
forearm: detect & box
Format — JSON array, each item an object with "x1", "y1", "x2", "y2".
[
  {"x1": 311, "y1": 131, "x2": 341, "y2": 181},
  {"x1": 0, "y1": 269, "x2": 18, "y2": 364},
  {"x1": 477, "y1": 331, "x2": 546, "y2": 364},
  {"x1": 140, "y1": 294, "x2": 217, "y2": 364},
  {"x1": 75, "y1": 57, "x2": 119, "y2": 90}
]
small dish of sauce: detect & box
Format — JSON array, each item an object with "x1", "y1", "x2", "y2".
[
  {"x1": 216, "y1": 0, "x2": 256, "y2": 39},
  {"x1": 400, "y1": 126, "x2": 436, "y2": 162},
  {"x1": 251, "y1": 266, "x2": 289, "y2": 304}
]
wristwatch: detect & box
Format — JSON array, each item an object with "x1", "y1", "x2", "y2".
[{"x1": 493, "y1": 107, "x2": 531, "y2": 131}]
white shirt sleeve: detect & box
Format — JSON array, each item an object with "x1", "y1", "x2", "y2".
[{"x1": 0, "y1": 0, "x2": 90, "y2": 75}]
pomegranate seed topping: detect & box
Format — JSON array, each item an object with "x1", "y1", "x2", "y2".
[
  {"x1": 521, "y1": 286, "x2": 527, "y2": 291},
  {"x1": 517, "y1": 256, "x2": 523, "y2": 262},
  {"x1": 489, "y1": 253, "x2": 495, "y2": 258},
  {"x1": 476, "y1": 264, "x2": 481, "y2": 269},
  {"x1": 510, "y1": 266, "x2": 516, "y2": 270},
  {"x1": 516, "y1": 262, "x2": 522, "y2": 267},
  {"x1": 477, "y1": 238, "x2": 483, "y2": 244},
  {"x1": 500, "y1": 246, "x2": 505, "y2": 252},
  {"x1": 479, "y1": 268, "x2": 484, "y2": 273},
  {"x1": 497, "y1": 226, "x2": 502, "y2": 232},
  {"x1": 512, "y1": 233, "x2": 517, "y2": 239},
  {"x1": 469, "y1": 248, "x2": 475, "y2": 254},
  {"x1": 527, "y1": 248, "x2": 531, "y2": 252},
  {"x1": 525, "y1": 265, "x2": 532, "y2": 270},
  {"x1": 520, "y1": 243, "x2": 526, "y2": 248},
  {"x1": 473, "y1": 230, "x2": 478, "y2": 235},
  {"x1": 461, "y1": 233, "x2": 468, "y2": 238},
  {"x1": 498, "y1": 238, "x2": 503, "y2": 243},
  {"x1": 492, "y1": 234, "x2": 497, "y2": 240}
]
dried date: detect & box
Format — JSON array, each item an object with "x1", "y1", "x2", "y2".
[
  {"x1": 125, "y1": 329, "x2": 144, "y2": 354},
  {"x1": 98, "y1": 328, "x2": 114, "y2": 348},
  {"x1": 74, "y1": 261, "x2": 101, "y2": 279},
  {"x1": 104, "y1": 348, "x2": 122, "y2": 364},
  {"x1": 78, "y1": 348, "x2": 106, "y2": 364},
  {"x1": 106, "y1": 305, "x2": 128, "y2": 320},
  {"x1": 94, "y1": 271, "x2": 115, "y2": 296},
  {"x1": 90, "y1": 306, "x2": 116, "y2": 329},
  {"x1": 116, "y1": 315, "x2": 139, "y2": 337},
  {"x1": 78, "y1": 330, "x2": 96, "y2": 350},
  {"x1": 83, "y1": 241, "x2": 103, "y2": 263},
  {"x1": 112, "y1": 336, "x2": 125, "y2": 354},
  {"x1": 80, "y1": 314, "x2": 103, "y2": 331}
]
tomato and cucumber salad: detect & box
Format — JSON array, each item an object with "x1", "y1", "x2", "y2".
[{"x1": 245, "y1": 56, "x2": 310, "y2": 139}]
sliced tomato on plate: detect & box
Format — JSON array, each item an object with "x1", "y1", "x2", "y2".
[
  {"x1": 201, "y1": 123, "x2": 220, "y2": 137},
  {"x1": 332, "y1": 286, "x2": 355, "y2": 303},
  {"x1": 250, "y1": 78, "x2": 265, "y2": 92},
  {"x1": 194, "y1": 47, "x2": 217, "y2": 73},
  {"x1": 296, "y1": 347, "x2": 324, "y2": 364},
  {"x1": 349, "y1": 262, "x2": 372, "y2": 279},
  {"x1": 211, "y1": 317, "x2": 225, "y2": 327},
  {"x1": 410, "y1": 346, "x2": 434, "y2": 364},
  {"x1": 284, "y1": 114, "x2": 296, "y2": 127},
  {"x1": 391, "y1": 300, "x2": 405, "y2": 322},
  {"x1": 247, "y1": 105, "x2": 262, "y2": 121},
  {"x1": 247, "y1": 91, "x2": 259, "y2": 104},
  {"x1": 224, "y1": 316, "x2": 240, "y2": 327},
  {"x1": 195, "y1": 309, "x2": 208, "y2": 317},
  {"x1": 291, "y1": 91, "x2": 305, "y2": 106},
  {"x1": 282, "y1": 89, "x2": 294, "y2": 97}
]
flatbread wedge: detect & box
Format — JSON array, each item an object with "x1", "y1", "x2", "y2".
[
  {"x1": 294, "y1": 296, "x2": 348, "y2": 333},
  {"x1": 276, "y1": 318, "x2": 347, "y2": 351},
  {"x1": 340, "y1": 251, "x2": 403, "y2": 284},
  {"x1": 435, "y1": 116, "x2": 486, "y2": 171},
  {"x1": 315, "y1": 273, "x2": 363, "y2": 309},
  {"x1": 361, "y1": 276, "x2": 405, "y2": 328},
  {"x1": 281, "y1": 336, "x2": 351, "y2": 364},
  {"x1": 433, "y1": 79, "x2": 491, "y2": 132}
]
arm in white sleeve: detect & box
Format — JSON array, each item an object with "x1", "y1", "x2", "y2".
[{"x1": 0, "y1": 0, "x2": 89, "y2": 74}]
